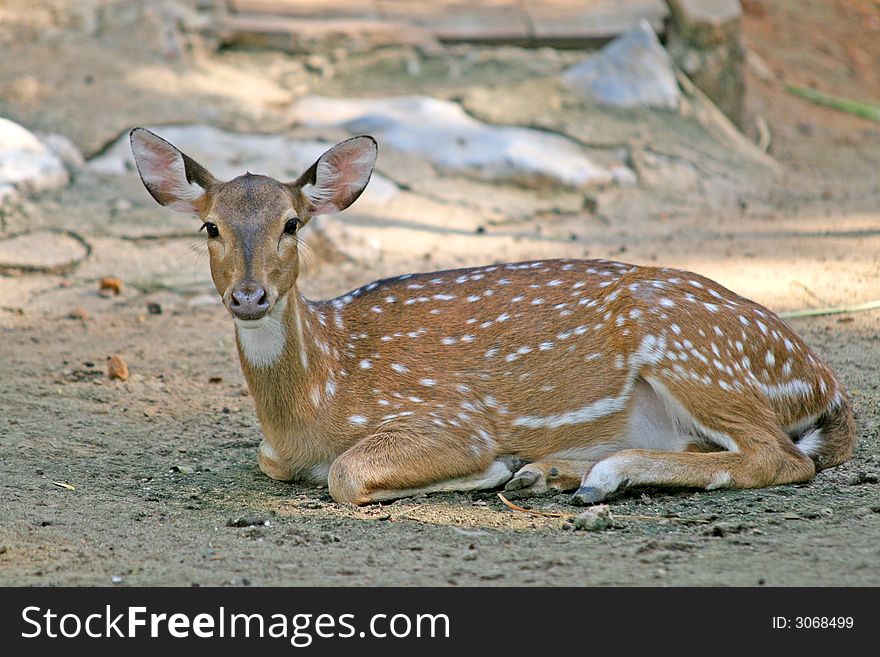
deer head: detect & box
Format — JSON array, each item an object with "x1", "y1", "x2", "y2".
[{"x1": 129, "y1": 128, "x2": 377, "y2": 324}]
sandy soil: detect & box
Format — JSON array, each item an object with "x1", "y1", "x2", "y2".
[{"x1": 0, "y1": 0, "x2": 878, "y2": 586}]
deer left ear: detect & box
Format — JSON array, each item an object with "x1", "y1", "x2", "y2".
[{"x1": 295, "y1": 136, "x2": 377, "y2": 216}]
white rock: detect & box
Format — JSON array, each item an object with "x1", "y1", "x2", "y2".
[
  {"x1": 89, "y1": 125, "x2": 400, "y2": 209},
  {"x1": 0, "y1": 117, "x2": 70, "y2": 194},
  {"x1": 39, "y1": 133, "x2": 86, "y2": 173},
  {"x1": 290, "y1": 95, "x2": 615, "y2": 188},
  {"x1": 0, "y1": 183, "x2": 20, "y2": 206},
  {"x1": 0, "y1": 229, "x2": 89, "y2": 272},
  {"x1": 563, "y1": 19, "x2": 680, "y2": 110}
]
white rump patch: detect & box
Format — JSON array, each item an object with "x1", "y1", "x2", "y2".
[{"x1": 795, "y1": 428, "x2": 823, "y2": 457}]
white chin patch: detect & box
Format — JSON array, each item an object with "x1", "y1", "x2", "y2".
[{"x1": 235, "y1": 297, "x2": 288, "y2": 367}]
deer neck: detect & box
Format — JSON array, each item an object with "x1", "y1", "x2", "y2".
[{"x1": 234, "y1": 290, "x2": 336, "y2": 435}]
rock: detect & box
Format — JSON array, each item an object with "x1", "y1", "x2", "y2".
[
  {"x1": 0, "y1": 118, "x2": 70, "y2": 194},
  {"x1": 38, "y1": 133, "x2": 86, "y2": 173},
  {"x1": 146, "y1": 302, "x2": 162, "y2": 315},
  {"x1": 291, "y1": 95, "x2": 618, "y2": 188},
  {"x1": 209, "y1": 16, "x2": 442, "y2": 56},
  {"x1": 573, "y1": 504, "x2": 614, "y2": 531},
  {"x1": 226, "y1": 516, "x2": 268, "y2": 528},
  {"x1": 99, "y1": 277, "x2": 123, "y2": 295},
  {"x1": 666, "y1": 0, "x2": 745, "y2": 127},
  {"x1": 562, "y1": 20, "x2": 680, "y2": 110},
  {"x1": 0, "y1": 183, "x2": 21, "y2": 206},
  {"x1": 68, "y1": 307, "x2": 89, "y2": 321},
  {"x1": 0, "y1": 230, "x2": 90, "y2": 274},
  {"x1": 668, "y1": 0, "x2": 742, "y2": 47},
  {"x1": 706, "y1": 521, "x2": 748, "y2": 537},
  {"x1": 107, "y1": 355, "x2": 129, "y2": 381}
]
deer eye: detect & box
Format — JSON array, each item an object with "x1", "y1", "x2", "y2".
[
  {"x1": 201, "y1": 221, "x2": 219, "y2": 238},
  {"x1": 284, "y1": 217, "x2": 300, "y2": 235}
]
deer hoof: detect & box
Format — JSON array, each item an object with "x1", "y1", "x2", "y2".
[
  {"x1": 504, "y1": 469, "x2": 540, "y2": 491},
  {"x1": 571, "y1": 486, "x2": 606, "y2": 506}
]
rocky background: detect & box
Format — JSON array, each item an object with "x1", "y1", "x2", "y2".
[{"x1": 0, "y1": 0, "x2": 879, "y2": 586}]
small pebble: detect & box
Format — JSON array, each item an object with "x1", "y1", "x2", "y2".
[
  {"x1": 99, "y1": 277, "x2": 122, "y2": 295},
  {"x1": 68, "y1": 307, "x2": 89, "y2": 321},
  {"x1": 226, "y1": 516, "x2": 267, "y2": 528},
  {"x1": 146, "y1": 302, "x2": 162, "y2": 315},
  {"x1": 107, "y1": 355, "x2": 129, "y2": 381},
  {"x1": 573, "y1": 505, "x2": 613, "y2": 532}
]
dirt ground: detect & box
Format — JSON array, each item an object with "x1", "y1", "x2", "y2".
[{"x1": 1, "y1": 0, "x2": 879, "y2": 586}]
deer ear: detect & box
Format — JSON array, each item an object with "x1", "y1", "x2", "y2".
[
  {"x1": 295, "y1": 136, "x2": 377, "y2": 216},
  {"x1": 129, "y1": 128, "x2": 216, "y2": 214}
]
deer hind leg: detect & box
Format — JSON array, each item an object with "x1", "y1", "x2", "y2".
[
  {"x1": 328, "y1": 426, "x2": 521, "y2": 505},
  {"x1": 573, "y1": 376, "x2": 816, "y2": 504}
]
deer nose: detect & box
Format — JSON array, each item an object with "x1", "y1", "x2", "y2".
[{"x1": 230, "y1": 281, "x2": 270, "y2": 320}]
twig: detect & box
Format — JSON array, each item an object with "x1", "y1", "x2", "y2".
[
  {"x1": 790, "y1": 280, "x2": 829, "y2": 307},
  {"x1": 497, "y1": 493, "x2": 572, "y2": 518},
  {"x1": 786, "y1": 85, "x2": 880, "y2": 123},
  {"x1": 496, "y1": 493, "x2": 710, "y2": 523},
  {"x1": 778, "y1": 299, "x2": 880, "y2": 319}
]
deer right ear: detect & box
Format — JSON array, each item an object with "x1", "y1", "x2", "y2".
[
  {"x1": 129, "y1": 128, "x2": 216, "y2": 214},
  {"x1": 295, "y1": 136, "x2": 377, "y2": 217}
]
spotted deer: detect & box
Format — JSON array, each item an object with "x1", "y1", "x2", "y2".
[{"x1": 130, "y1": 128, "x2": 856, "y2": 506}]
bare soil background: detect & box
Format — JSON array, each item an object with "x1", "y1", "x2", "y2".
[{"x1": 1, "y1": 0, "x2": 879, "y2": 586}]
